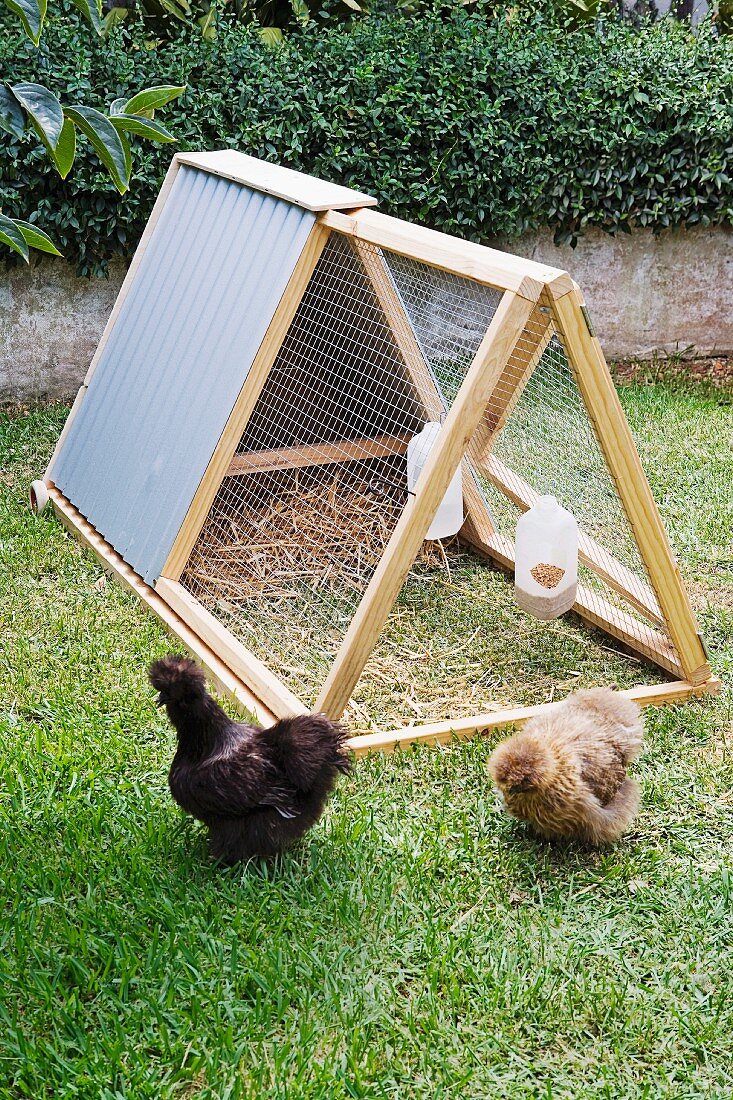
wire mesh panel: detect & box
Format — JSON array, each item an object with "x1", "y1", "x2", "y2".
[
  {"x1": 180, "y1": 233, "x2": 502, "y2": 705},
  {"x1": 180, "y1": 227, "x2": 677, "y2": 724},
  {"x1": 347, "y1": 303, "x2": 680, "y2": 727}
]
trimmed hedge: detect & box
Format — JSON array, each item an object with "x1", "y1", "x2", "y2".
[{"x1": 1, "y1": 10, "x2": 732, "y2": 275}]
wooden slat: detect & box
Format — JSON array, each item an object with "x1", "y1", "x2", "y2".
[
  {"x1": 155, "y1": 579, "x2": 306, "y2": 719},
  {"x1": 552, "y1": 289, "x2": 711, "y2": 686},
  {"x1": 347, "y1": 676, "x2": 721, "y2": 756},
  {"x1": 315, "y1": 291, "x2": 536, "y2": 720},
  {"x1": 321, "y1": 209, "x2": 573, "y2": 301},
  {"x1": 46, "y1": 156, "x2": 183, "y2": 481},
  {"x1": 161, "y1": 221, "x2": 332, "y2": 581},
  {"x1": 477, "y1": 531, "x2": 682, "y2": 677},
  {"x1": 226, "y1": 432, "x2": 412, "y2": 477},
  {"x1": 48, "y1": 486, "x2": 276, "y2": 725},
  {"x1": 176, "y1": 151, "x2": 377, "y2": 212},
  {"x1": 480, "y1": 454, "x2": 664, "y2": 626},
  {"x1": 354, "y1": 242, "x2": 499, "y2": 545},
  {"x1": 473, "y1": 300, "x2": 555, "y2": 447}
]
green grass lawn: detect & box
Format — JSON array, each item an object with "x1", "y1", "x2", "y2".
[{"x1": 1, "y1": 380, "x2": 732, "y2": 1099}]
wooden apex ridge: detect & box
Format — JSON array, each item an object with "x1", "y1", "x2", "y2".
[
  {"x1": 174, "y1": 151, "x2": 378, "y2": 213},
  {"x1": 320, "y1": 208, "x2": 574, "y2": 301}
]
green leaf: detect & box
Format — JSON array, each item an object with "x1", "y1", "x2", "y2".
[
  {"x1": 290, "y1": 0, "x2": 310, "y2": 23},
  {"x1": 198, "y1": 4, "x2": 216, "y2": 40},
  {"x1": 256, "y1": 26, "x2": 283, "y2": 45},
  {"x1": 121, "y1": 85, "x2": 185, "y2": 118},
  {"x1": 70, "y1": 0, "x2": 102, "y2": 33},
  {"x1": 11, "y1": 83, "x2": 63, "y2": 148},
  {"x1": 157, "y1": 0, "x2": 189, "y2": 20},
  {"x1": 109, "y1": 97, "x2": 128, "y2": 115},
  {"x1": 0, "y1": 213, "x2": 29, "y2": 261},
  {"x1": 14, "y1": 219, "x2": 62, "y2": 256},
  {"x1": 46, "y1": 116, "x2": 76, "y2": 178},
  {"x1": 101, "y1": 7, "x2": 128, "y2": 34},
  {"x1": 64, "y1": 105, "x2": 131, "y2": 193},
  {"x1": 110, "y1": 113, "x2": 176, "y2": 144},
  {"x1": 2, "y1": 0, "x2": 47, "y2": 45},
  {"x1": 0, "y1": 85, "x2": 26, "y2": 139}
]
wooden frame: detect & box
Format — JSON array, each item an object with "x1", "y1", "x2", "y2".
[
  {"x1": 48, "y1": 487, "x2": 277, "y2": 725},
  {"x1": 44, "y1": 152, "x2": 717, "y2": 757},
  {"x1": 347, "y1": 676, "x2": 721, "y2": 756}
]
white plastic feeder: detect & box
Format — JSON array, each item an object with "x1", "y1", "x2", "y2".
[
  {"x1": 515, "y1": 495, "x2": 578, "y2": 619},
  {"x1": 407, "y1": 421, "x2": 464, "y2": 540}
]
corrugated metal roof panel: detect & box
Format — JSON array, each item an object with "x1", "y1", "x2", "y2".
[{"x1": 51, "y1": 165, "x2": 316, "y2": 584}]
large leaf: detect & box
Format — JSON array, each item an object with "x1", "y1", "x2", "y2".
[
  {"x1": 47, "y1": 117, "x2": 76, "y2": 178},
  {"x1": 2, "y1": 0, "x2": 47, "y2": 45},
  {"x1": 11, "y1": 83, "x2": 63, "y2": 148},
  {"x1": 0, "y1": 85, "x2": 26, "y2": 139},
  {"x1": 121, "y1": 85, "x2": 185, "y2": 119},
  {"x1": 157, "y1": 0, "x2": 189, "y2": 17},
  {"x1": 257, "y1": 26, "x2": 283, "y2": 45},
  {"x1": 101, "y1": 9, "x2": 128, "y2": 36},
  {"x1": 198, "y1": 4, "x2": 216, "y2": 40},
  {"x1": 15, "y1": 219, "x2": 62, "y2": 256},
  {"x1": 0, "y1": 213, "x2": 29, "y2": 261},
  {"x1": 64, "y1": 106, "x2": 131, "y2": 193},
  {"x1": 70, "y1": 0, "x2": 102, "y2": 33},
  {"x1": 110, "y1": 113, "x2": 175, "y2": 144}
]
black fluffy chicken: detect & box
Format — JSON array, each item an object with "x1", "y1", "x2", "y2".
[{"x1": 149, "y1": 654, "x2": 352, "y2": 864}]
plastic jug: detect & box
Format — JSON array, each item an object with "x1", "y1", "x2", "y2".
[
  {"x1": 515, "y1": 495, "x2": 578, "y2": 620},
  {"x1": 406, "y1": 422, "x2": 464, "y2": 540}
]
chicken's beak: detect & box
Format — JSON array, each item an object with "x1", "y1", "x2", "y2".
[{"x1": 156, "y1": 692, "x2": 167, "y2": 708}]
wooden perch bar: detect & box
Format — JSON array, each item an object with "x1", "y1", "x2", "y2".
[
  {"x1": 226, "y1": 432, "x2": 413, "y2": 477},
  {"x1": 479, "y1": 453, "x2": 664, "y2": 626},
  {"x1": 347, "y1": 676, "x2": 721, "y2": 756}
]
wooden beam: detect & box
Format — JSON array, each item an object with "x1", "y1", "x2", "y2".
[
  {"x1": 473, "y1": 300, "x2": 555, "y2": 447},
  {"x1": 226, "y1": 432, "x2": 412, "y2": 477},
  {"x1": 475, "y1": 531, "x2": 683, "y2": 678},
  {"x1": 46, "y1": 155, "x2": 183, "y2": 481},
  {"x1": 175, "y1": 151, "x2": 378, "y2": 212},
  {"x1": 155, "y1": 579, "x2": 306, "y2": 719},
  {"x1": 161, "y1": 221, "x2": 332, "y2": 582},
  {"x1": 552, "y1": 288, "x2": 711, "y2": 686},
  {"x1": 47, "y1": 486, "x2": 276, "y2": 726},
  {"x1": 347, "y1": 676, "x2": 722, "y2": 756},
  {"x1": 480, "y1": 454, "x2": 664, "y2": 627},
  {"x1": 315, "y1": 291, "x2": 536, "y2": 720},
  {"x1": 321, "y1": 209, "x2": 572, "y2": 301}
]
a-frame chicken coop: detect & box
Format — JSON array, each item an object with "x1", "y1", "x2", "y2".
[{"x1": 38, "y1": 150, "x2": 719, "y2": 754}]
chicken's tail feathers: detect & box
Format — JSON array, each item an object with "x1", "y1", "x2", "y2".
[
  {"x1": 582, "y1": 777, "x2": 641, "y2": 845},
  {"x1": 148, "y1": 653, "x2": 208, "y2": 705},
  {"x1": 263, "y1": 713, "x2": 353, "y2": 790}
]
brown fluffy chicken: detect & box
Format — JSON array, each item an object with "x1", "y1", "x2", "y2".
[
  {"x1": 488, "y1": 688, "x2": 644, "y2": 845},
  {"x1": 149, "y1": 654, "x2": 351, "y2": 864}
]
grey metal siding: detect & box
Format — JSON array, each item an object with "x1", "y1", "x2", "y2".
[{"x1": 52, "y1": 165, "x2": 316, "y2": 584}]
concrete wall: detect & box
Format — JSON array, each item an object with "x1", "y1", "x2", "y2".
[
  {"x1": 1, "y1": 225, "x2": 731, "y2": 403},
  {"x1": 493, "y1": 224, "x2": 733, "y2": 361}
]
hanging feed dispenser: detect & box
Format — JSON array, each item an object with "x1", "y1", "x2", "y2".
[
  {"x1": 407, "y1": 422, "x2": 464, "y2": 540},
  {"x1": 515, "y1": 496, "x2": 578, "y2": 620}
]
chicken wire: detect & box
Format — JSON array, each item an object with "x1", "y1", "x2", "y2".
[
  {"x1": 180, "y1": 233, "x2": 501, "y2": 705},
  {"x1": 349, "y1": 303, "x2": 678, "y2": 725},
  {"x1": 181, "y1": 230, "x2": 676, "y2": 720}
]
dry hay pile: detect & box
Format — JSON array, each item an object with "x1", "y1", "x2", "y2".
[{"x1": 182, "y1": 460, "x2": 443, "y2": 610}]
